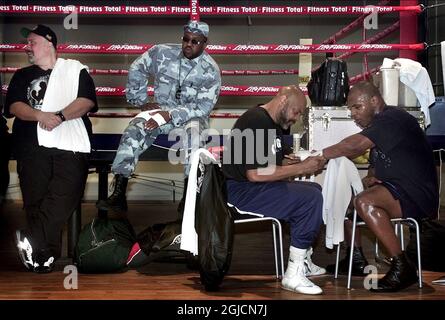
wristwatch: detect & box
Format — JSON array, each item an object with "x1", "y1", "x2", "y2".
[{"x1": 56, "y1": 111, "x2": 66, "y2": 122}]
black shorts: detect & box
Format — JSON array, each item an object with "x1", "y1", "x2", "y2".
[{"x1": 378, "y1": 181, "x2": 423, "y2": 219}]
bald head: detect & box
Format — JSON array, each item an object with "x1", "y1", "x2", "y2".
[
  {"x1": 277, "y1": 85, "x2": 306, "y2": 106},
  {"x1": 349, "y1": 81, "x2": 382, "y2": 101},
  {"x1": 270, "y1": 85, "x2": 307, "y2": 130}
]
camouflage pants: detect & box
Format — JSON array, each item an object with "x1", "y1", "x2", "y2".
[{"x1": 111, "y1": 118, "x2": 203, "y2": 178}]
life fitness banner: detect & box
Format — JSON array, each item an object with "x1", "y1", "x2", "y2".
[
  {"x1": 88, "y1": 85, "x2": 299, "y2": 97},
  {"x1": 0, "y1": 5, "x2": 422, "y2": 15},
  {"x1": 93, "y1": 86, "x2": 291, "y2": 97},
  {"x1": 0, "y1": 67, "x2": 299, "y2": 76},
  {"x1": 0, "y1": 43, "x2": 425, "y2": 54},
  {"x1": 2, "y1": 84, "x2": 306, "y2": 97}
]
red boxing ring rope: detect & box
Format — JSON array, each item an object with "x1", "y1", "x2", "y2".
[
  {"x1": 336, "y1": 21, "x2": 400, "y2": 61},
  {"x1": 0, "y1": 5, "x2": 423, "y2": 16},
  {"x1": 0, "y1": 43, "x2": 425, "y2": 54},
  {"x1": 0, "y1": 67, "x2": 300, "y2": 76},
  {"x1": 1, "y1": 84, "x2": 290, "y2": 97},
  {"x1": 0, "y1": 1, "x2": 421, "y2": 101},
  {"x1": 321, "y1": 0, "x2": 391, "y2": 45},
  {"x1": 0, "y1": 66, "x2": 376, "y2": 85}
]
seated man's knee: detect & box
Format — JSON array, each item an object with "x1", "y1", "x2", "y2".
[
  {"x1": 128, "y1": 118, "x2": 148, "y2": 132},
  {"x1": 353, "y1": 193, "x2": 374, "y2": 218}
]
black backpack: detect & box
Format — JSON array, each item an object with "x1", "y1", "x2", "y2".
[
  {"x1": 307, "y1": 58, "x2": 349, "y2": 106},
  {"x1": 195, "y1": 163, "x2": 236, "y2": 291}
]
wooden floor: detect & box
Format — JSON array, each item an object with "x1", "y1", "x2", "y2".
[{"x1": 0, "y1": 200, "x2": 444, "y2": 300}]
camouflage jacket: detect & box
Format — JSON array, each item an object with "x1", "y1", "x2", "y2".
[{"x1": 126, "y1": 44, "x2": 221, "y2": 128}]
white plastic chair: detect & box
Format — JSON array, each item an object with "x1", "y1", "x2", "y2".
[
  {"x1": 228, "y1": 203, "x2": 285, "y2": 279},
  {"x1": 226, "y1": 174, "x2": 317, "y2": 279}
]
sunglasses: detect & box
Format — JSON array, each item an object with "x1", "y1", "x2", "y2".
[{"x1": 181, "y1": 36, "x2": 205, "y2": 46}]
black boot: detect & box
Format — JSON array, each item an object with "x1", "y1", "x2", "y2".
[
  {"x1": 176, "y1": 178, "x2": 188, "y2": 221},
  {"x1": 96, "y1": 174, "x2": 128, "y2": 212},
  {"x1": 370, "y1": 252, "x2": 418, "y2": 292},
  {"x1": 326, "y1": 246, "x2": 369, "y2": 277}
]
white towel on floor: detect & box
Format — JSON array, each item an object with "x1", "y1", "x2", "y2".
[
  {"x1": 37, "y1": 58, "x2": 91, "y2": 153},
  {"x1": 322, "y1": 157, "x2": 364, "y2": 249}
]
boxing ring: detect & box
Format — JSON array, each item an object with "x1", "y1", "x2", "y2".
[{"x1": 0, "y1": 0, "x2": 435, "y2": 255}]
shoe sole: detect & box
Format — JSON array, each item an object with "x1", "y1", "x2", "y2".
[
  {"x1": 306, "y1": 271, "x2": 327, "y2": 277},
  {"x1": 14, "y1": 231, "x2": 32, "y2": 271},
  {"x1": 33, "y1": 267, "x2": 54, "y2": 274},
  {"x1": 281, "y1": 284, "x2": 323, "y2": 295},
  {"x1": 369, "y1": 278, "x2": 418, "y2": 292}
]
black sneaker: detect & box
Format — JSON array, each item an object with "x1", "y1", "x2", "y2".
[
  {"x1": 326, "y1": 246, "x2": 369, "y2": 277},
  {"x1": 14, "y1": 230, "x2": 34, "y2": 271},
  {"x1": 33, "y1": 249, "x2": 55, "y2": 273}
]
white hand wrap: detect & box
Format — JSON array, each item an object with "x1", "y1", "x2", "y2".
[{"x1": 151, "y1": 112, "x2": 167, "y2": 126}]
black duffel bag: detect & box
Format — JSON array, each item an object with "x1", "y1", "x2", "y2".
[
  {"x1": 74, "y1": 217, "x2": 136, "y2": 273},
  {"x1": 195, "y1": 163, "x2": 236, "y2": 291}
]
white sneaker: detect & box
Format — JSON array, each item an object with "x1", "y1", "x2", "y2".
[
  {"x1": 282, "y1": 267, "x2": 323, "y2": 295},
  {"x1": 304, "y1": 247, "x2": 326, "y2": 276},
  {"x1": 304, "y1": 258, "x2": 326, "y2": 276},
  {"x1": 15, "y1": 230, "x2": 34, "y2": 271}
]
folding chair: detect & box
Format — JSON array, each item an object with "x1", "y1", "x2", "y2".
[
  {"x1": 334, "y1": 209, "x2": 423, "y2": 289},
  {"x1": 228, "y1": 203, "x2": 285, "y2": 279}
]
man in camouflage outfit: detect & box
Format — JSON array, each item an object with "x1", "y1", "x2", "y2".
[{"x1": 97, "y1": 20, "x2": 221, "y2": 213}]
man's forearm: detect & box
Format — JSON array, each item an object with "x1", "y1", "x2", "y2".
[
  {"x1": 323, "y1": 133, "x2": 374, "y2": 160},
  {"x1": 246, "y1": 158, "x2": 323, "y2": 182},
  {"x1": 59, "y1": 97, "x2": 95, "y2": 120},
  {"x1": 246, "y1": 165, "x2": 298, "y2": 182},
  {"x1": 10, "y1": 102, "x2": 42, "y2": 121}
]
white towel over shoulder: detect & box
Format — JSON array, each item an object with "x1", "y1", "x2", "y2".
[
  {"x1": 322, "y1": 157, "x2": 364, "y2": 249},
  {"x1": 37, "y1": 58, "x2": 91, "y2": 153}
]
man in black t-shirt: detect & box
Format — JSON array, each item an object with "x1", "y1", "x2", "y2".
[
  {"x1": 0, "y1": 76, "x2": 11, "y2": 205},
  {"x1": 222, "y1": 86, "x2": 326, "y2": 295},
  {"x1": 322, "y1": 81, "x2": 438, "y2": 292},
  {"x1": 4, "y1": 25, "x2": 98, "y2": 273}
]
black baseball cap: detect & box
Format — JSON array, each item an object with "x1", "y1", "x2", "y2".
[{"x1": 20, "y1": 24, "x2": 57, "y2": 49}]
